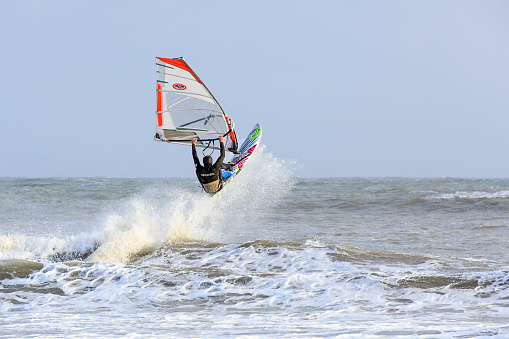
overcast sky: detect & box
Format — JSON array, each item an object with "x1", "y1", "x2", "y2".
[{"x1": 1, "y1": 0, "x2": 508, "y2": 178}]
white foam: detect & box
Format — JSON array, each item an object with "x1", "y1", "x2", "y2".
[
  {"x1": 429, "y1": 190, "x2": 509, "y2": 200},
  {"x1": 0, "y1": 232, "x2": 100, "y2": 261},
  {"x1": 2, "y1": 241, "x2": 509, "y2": 338}
]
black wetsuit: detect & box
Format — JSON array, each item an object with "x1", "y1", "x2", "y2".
[{"x1": 192, "y1": 141, "x2": 225, "y2": 193}]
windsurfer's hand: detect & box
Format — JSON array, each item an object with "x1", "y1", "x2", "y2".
[
  {"x1": 191, "y1": 139, "x2": 197, "y2": 145},
  {"x1": 219, "y1": 136, "x2": 224, "y2": 143}
]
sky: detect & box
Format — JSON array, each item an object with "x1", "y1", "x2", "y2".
[{"x1": 1, "y1": 0, "x2": 508, "y2": 178}]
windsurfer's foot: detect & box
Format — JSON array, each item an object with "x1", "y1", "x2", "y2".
[{"x1": 221, "y1": 163, "x2": 237, "y2": 171}]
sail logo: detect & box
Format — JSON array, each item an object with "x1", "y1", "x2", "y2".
[
  {"x1": 248, "y1": 128, "x2": 261, "y2": 140},
  {"x1": 173, "y1": 83, "x2": 187, "y2": 90}
]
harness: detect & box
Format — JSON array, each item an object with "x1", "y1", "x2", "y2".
[{"x1": 201, "y1": 179, "x2": 222, "y2": 194}]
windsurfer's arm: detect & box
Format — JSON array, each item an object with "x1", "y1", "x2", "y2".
[
  {"x1": 191, "y1": 139, "x2": 200, "y2": 166},
  {"x1": 217, "y1": 136, "x2": 225, "y2": 165}
]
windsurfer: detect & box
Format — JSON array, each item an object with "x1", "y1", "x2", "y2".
[{"x1": 191, "y1": 136, "x2": 225, "y2": 194}]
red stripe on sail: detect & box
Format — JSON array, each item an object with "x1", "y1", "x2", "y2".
[
  {"x1": 156, "y1": 57, "x2": 202, "y2": 84},
  {"x1": 157, "y1": 83, "x2": 163, "y2": 127}
]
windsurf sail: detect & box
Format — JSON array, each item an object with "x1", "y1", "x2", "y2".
[{"x1": 154, "y1": 57, "x2": 238, "y2": 153}]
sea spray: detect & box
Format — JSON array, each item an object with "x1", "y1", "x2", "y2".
[{"x1": 86, "y1": 147, "x2": 296, "y2": 263}]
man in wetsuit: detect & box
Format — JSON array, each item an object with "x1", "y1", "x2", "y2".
[{"x1": 191, "y1": 135, "x2": 225, "y2": 194}]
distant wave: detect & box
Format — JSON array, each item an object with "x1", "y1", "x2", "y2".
[{"x1": 428, "y1": 190, "x2": 509, "y2": 200}]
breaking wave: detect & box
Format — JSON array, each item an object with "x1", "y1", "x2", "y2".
[{"x1": 0, "y1": 147, "x2": 295, "y2": 264}]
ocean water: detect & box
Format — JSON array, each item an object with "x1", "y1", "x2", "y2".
[{"x1": 1, "y1": 149, "x2": 509, "y2": 338}]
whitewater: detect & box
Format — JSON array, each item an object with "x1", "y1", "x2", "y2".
[{"x1": 1, "y1": 148, "x2": 509, "y2": 338}]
